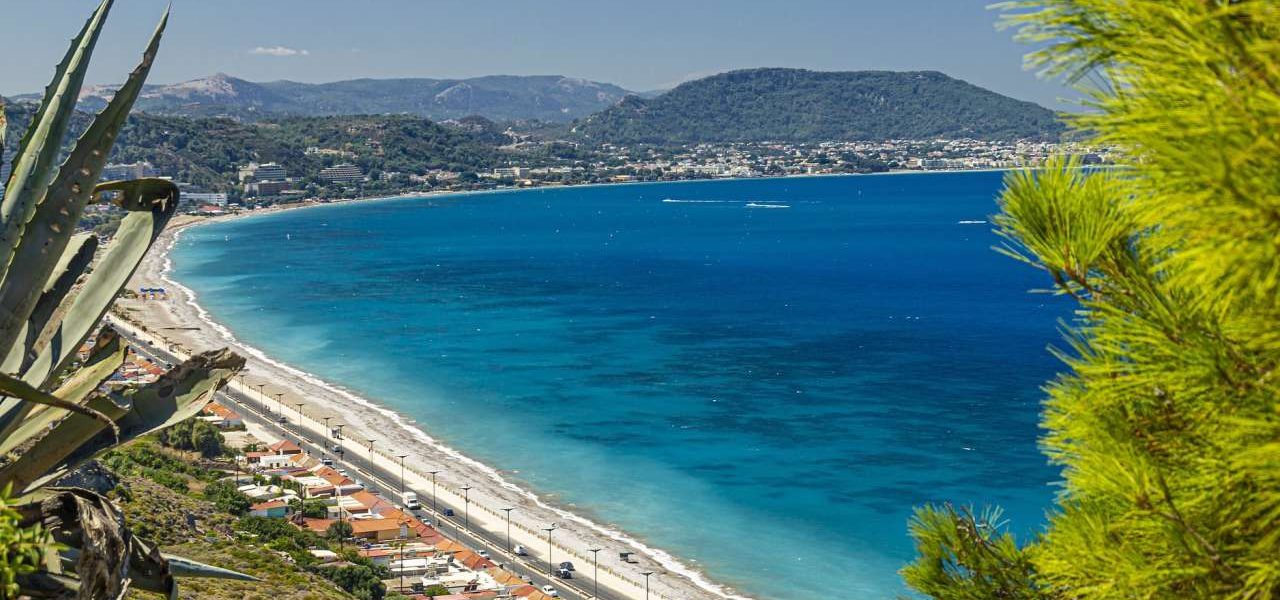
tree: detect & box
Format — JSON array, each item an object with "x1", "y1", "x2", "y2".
[
  {"x1": 203, "y1": 480, "x2": 251, "y2": 516},
  {"x1": 904, "y1": 1, "x2": 1280, "y2": 598},
  {"x1": 422, "y1": 584, "x2": 451, "y2": 598},
  {"x1": 326, "y1": 520, "x2": 353, "y2": 542}
]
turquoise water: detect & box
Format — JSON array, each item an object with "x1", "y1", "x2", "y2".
[{"x1": 171, "y1": 173, "x2": 1063, "y2": 599}]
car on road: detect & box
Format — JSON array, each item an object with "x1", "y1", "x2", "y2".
[
  {"x1": 477, "y1": 550, "x2": 490, "y2": 559},
  {"x1": 559, "y1": 561, "x2": 575, "y2": 572},
  {"x1": 443, "y1": 508, "x2": 455, "y2": 517},
  {"x1": 556, "y1": 567, "x2": 572, "y2": 579},
  {"x1": 514, "y1": 544, "x2": 528, "y2": 556},
  {"x1": 541, "y1": 585, "x2": 559, "y2": 597}
]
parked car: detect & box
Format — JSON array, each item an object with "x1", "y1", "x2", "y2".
[
  {"x1": 541, "y1": 585, "x2": 559, "y2": 597},
  {"x1": 443, "y1": 508, "x2": 455, "y2": 517},
  {"x1": 559, "y1": 561, "x2": 575, "y2": 572},
  {"x1": 556, "y1": 567, "x2": 572, "y2": 579},
  {"x1": 513, "y1": 545, "x2": 528, "y2": 556}
]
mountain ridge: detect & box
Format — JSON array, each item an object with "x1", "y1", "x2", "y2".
[{"x1": 11, "y1": 73, "x2": 633, "y2": 123}]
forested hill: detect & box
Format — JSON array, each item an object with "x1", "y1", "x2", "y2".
[
  {"x1": 2, "y1": 103, "x2": 506, "y2": 192},
  {"x1": 572, "y1": 68, "x2": 1064, "y2": 143}
]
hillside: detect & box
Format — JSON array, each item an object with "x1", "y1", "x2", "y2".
[
  {"x1": 3, "y1": 102, "x2": 506, "y2": 192},
  {"x1": 572, "y1": 68, "x2": 1065, "y2": 142},
  {"x1": 13, "y1": 73, "x2": 632, "y2": 122}
]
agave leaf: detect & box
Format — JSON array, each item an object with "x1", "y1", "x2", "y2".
[
  {"x1": 162, "y1": 554, "x2": 259, "y2": 582},
  {"x1": 15, "y1": 487, "x2": 130, "y2": 600},
  {"x1": 0, "y1": 179, "x2": 178, "y2": 443},
  {"x1": 0, "y1": 0, "x2": 113, "y2": 276},
  {"x1": 23, "y1": 233, "x2": 99, "y2": 371},
  {"x1": 0, "y1": 8, "x2": 166, "y2": 354},
  {"x1": 16, "y1": 348, "x2": 245, "y2": 494},
  {"x1": 0, "y1": 330, "x2": 126, "y2": 458},
  {"x1": 0, "y1": 231, "x2": 91, "y2": 371},
  {"x1": 0, "y1": 373, "x2": 117, "y2": 440},
  {"x1": 0, "y1": 101, "x2": 7, "y2": 177}
]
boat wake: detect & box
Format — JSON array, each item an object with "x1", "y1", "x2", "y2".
[
  {"x1": 662, "y1": 198, "x2": 731, "y2": 203},
  {"x1": 957, "y1": 220, "x2": 988, "y2": 224},
  {"x1": 745, "y1": 202, "x2": 790, "y2": 209}
]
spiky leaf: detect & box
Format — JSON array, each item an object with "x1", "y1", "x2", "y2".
[
  {"x1": 14, "y1": 348, "x2": 245, "y2": 494},
  {"x1": 0, "y1": 0, "x2": 113, "y2": 277},
  {"x1": 0, "y1": 179, "x2": 178, "y2": 444},
  {"x1": 0, "y1": 8, "x2": 166, "y2": 355},
  {"x1": 0, "y1": 330, "x2": 126, "y2": 458}
]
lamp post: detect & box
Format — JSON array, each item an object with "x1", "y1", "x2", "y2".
[
  {"x1": 294, "y1": 402, "x2": 304, "y2": 422},
  {"x1": 428, "y1": 470, "x2": 441, "y2": 524},
  {"x1": 333, "y1": 425, "x2": 344, "y2": 456},
  {"x1": 396, "y1": 454, "x2": 408, "y2": 497},
  {"x1": 501, "y1": 508, "x2": 514, "y2": 551},
  {"x1": 461, "y1": 486, "x2": 472, "y2": 533},
  {"x1": 254, "y1": 383, "x2": 266, "y2": 414},
  {"x1": 587, "y1": 548, "x2": 602, "y2": 599},
  {"x1": 322, "y1": 416, "x2": 331, "y2": 440},
  {"x1": 542, "y1": 525, "x2": 557, "y2": 576},
  {"x1": 367, "y1": 439, "x2": 376, "y2": 457},
  {"x1": 273, "y1": 392, "x2": 284, "y2": 419},
  {"x1": 641, "y1": 571, "x2": 654, "y2": 600}
]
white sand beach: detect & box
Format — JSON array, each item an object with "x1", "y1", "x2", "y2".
[{"x1": 113, "y1": 206, "x2": 747, "y2": 600}]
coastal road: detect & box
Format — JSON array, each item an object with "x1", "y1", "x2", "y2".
[{"x1": 115, "y1": 325, "x2": 629, "y2": 600}]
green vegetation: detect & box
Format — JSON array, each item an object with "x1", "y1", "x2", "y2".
[
  {"x1": 574, "y1": 68, "x2": 1064, "y2": 143},
  {"x1": 326, "y1": 520, "x2": 354, "y2": 542},
  {"x1": 0, "y1": 491, "x2": 49, "y2": 599},
  {"x1": 204, "y1": 480, "x2": 252, "y2": 516},
  {"x1": 157, "y1": 416, "x2": 227, "y2": 457},
  {"x1": 0, "y1": 2, "x2": 248, "y2": 596},
  {"x1": 904, "y1": 1, "x2": 1280, "y2": 598}
]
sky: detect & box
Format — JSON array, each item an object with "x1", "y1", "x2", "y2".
[{"x1": 1, "y1": 0, "x2": 1077, "y2": 109}]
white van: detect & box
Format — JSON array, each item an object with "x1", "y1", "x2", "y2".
[{"x1": 403, "y1": 491, "x2": 420, "y2": 510}]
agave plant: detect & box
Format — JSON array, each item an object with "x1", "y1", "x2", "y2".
[{"x1": 0, "y1": 1, "x2": 250, "y2": 597}]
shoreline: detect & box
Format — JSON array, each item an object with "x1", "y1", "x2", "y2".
[
  {"x1": 118, "y1": 210, "x2": 749, "y2": 600},
  {"x1": 217, "y1": 166, "x2": 1015, "y2": 226}
]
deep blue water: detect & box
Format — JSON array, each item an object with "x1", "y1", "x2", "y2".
[{"x1": 171, "y1": 173, "x2": 1064, "y2": 599}]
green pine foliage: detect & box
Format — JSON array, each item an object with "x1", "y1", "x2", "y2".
[{"x1": 903, "y1": 1, "x2": 1280, "y2": 598}]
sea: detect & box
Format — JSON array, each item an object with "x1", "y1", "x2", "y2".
[{"x1": 170, "y1": 172, "x2": 1065, "y2": 599}]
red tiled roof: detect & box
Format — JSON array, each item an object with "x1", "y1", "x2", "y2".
[
  {"x1": 251, "y1": 500, "x2": 287, "y2": 510},
  {"x1": 269, "y1": 440, "x2": 302, "y2": 454}
]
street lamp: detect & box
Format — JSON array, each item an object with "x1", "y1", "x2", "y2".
[
  {"x1": 367, "y1": 439, "x2": 376, "y2": 456},
  {"x1": 295, "y1": 402, "x2": 304, "y2": 421},
  {"x1": 396, "y1": 454, "x2": 408, "y2": 497},
  {"x1": 428, "y1": 470, "x2": 442, "y2": 523},
  {"x1": 461, "y1": 486, "x2": 472, "y2": 533},
  {"x1": 587, "y1": 548, "x2": 602, "y2": 599},
  {"x1": 501, "y1": 508, "x2": 514, "y2": 551},
  {"x1": 542, "y1": 525, "x2": 557, "y2": 575},
  {"x1": 641, "y1": 571, "x2": 654, "y2": 600},
  {"x1": 254, "y1": 383, "x2": 266, "y2": 413},
  {"x1": 322, "y1": 416, "x2": 331, "y2": 439},
  {"x1": 273, "y1": 392, "x2": 284, "y2": 418}
]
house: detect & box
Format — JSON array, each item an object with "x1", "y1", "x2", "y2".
[
  {"x1": 201, "y1": 402, "x2": 243, "y2": 428},
  {"x1": 249, "y1": 500, "x2": 291, "y2": 518},
  {"x1": 349, "y1": 516, "x2": 411, "y2": 542},
  {"x1": 269, "y1": 440, "x2": 303, "y2": 455}
]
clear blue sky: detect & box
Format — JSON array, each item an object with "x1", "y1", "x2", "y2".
[{"x1": 1, "y1": 0, "x2": 1075, "y2": 108}]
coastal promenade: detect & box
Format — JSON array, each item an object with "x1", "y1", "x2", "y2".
[
  {"x1": 110, "y1": 317, "x2": 677, "y2": 600},
  {"x1": 108, "y1": 216, "x2": 737, "y2": 600}
]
